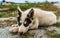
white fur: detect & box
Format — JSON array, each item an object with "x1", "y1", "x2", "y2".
[
  {"x1": 9, "y1": 24, "x2": 18, "y2": 33},
  {"x1": 18, "y1": 24, "x2": 29, "y2": 33},
  {"x1": 18, "y1": 8, "x2": 57, "y2": 33}
]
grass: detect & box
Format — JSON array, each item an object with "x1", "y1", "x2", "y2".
[
  {"x1": 0, "y1": 11, "x2": 17, "y2": 18},
  {"x1": 46, "y1": 30, "x2": 56, "y2": 35},
  {"x1": 20, "y1": 32, "x2": 34, "y2": 38},
  {"x1": 53, "y1": 33, "x2": 60, "y2": 38},
  {"x1": 0, "y1": 2, "x2": 60, "y2": 17},
  {"x1": 47, "y1": 31, "x2": 60, "y2": 38},
  {"x1": 54, "y1": 22, "x2": 60, "y2": 27},
  {"x1": 45, "y1": 23, "x2": 60, "y2": 38},
  {"x1": 0, "y1": 12, "x2": 3, "y2": 17},
  {"x1": 46, "y1": 29, "x2": 60, "y2": 38}
]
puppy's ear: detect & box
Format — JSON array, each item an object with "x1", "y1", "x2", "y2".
[
  {"x1": 27, "y1": 9, "x2": 34, "y2": 19},
  {"x1": 17, "y1": 6, "x2": 22, "y2": 25},
  {"x1": 17, "y1": 6, "x2": 22, "y2": 16}
]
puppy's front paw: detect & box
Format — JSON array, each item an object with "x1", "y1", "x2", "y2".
[{"x1": 9, "y1": 24, "x2": 18, "y2": 33}]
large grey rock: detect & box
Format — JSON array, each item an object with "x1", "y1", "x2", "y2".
[{"x1": 0, "y1": 26, "x2": 60, "y2": 38}]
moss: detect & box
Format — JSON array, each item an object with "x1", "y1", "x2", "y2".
[
  {"x1": 46, "y1": 30, "x2": 56, "y2": 36},
  {"x1": 0, "y1": 12, "x2": 3, "y2": 17},
  {"x1": 53, "y1": 33, "x2": 60, "y2": 38},
  {"x1": 47, "y1": 32, "x2": 60, "y2": 38},
  {"x1": 54, "y1": 22, "x2": 60, "y2": 27},
  {"x1": 20, "y1": 32, "x2": 34, "y2": 38},
  {"x1": 46, "y1": 29, "x2": 60, "y2": 38}
]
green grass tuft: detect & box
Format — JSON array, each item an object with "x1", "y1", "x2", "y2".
[{"x1": 54, "y1": 22, "x2": 60, "y2": 27}]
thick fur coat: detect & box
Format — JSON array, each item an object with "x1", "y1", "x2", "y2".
[{"x1": 17, "y1": 7, "x2": 57, "y2": 33}]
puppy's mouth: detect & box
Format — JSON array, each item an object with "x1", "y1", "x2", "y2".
[{"x1": 18, "y1": 32, "x2": 24, "y2": 35}]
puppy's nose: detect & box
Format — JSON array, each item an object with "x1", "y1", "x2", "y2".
[{"x1": 19, "y1": 32, "x2": 23, "y2": 35}]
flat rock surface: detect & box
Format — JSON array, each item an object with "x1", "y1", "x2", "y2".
[
  {"x1": 0, "y1": 26, "x2": 60, "y2": 38},
  {"x1": 0, "y1": 27, "x2": 19, "y2": 38}
]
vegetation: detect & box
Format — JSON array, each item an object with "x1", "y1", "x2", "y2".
[
  {"x1": 0, "y1": 12, "x2": 3, "y2": 17},
  {"x1": 46, "y1": 30, "x2": 60, "y2": 38},
  {"x1": 53, "y1": 22, "x2": 60, "y2": 27},
  {"x1": 0, "y1": 2, "x2": 60, "y2": 18},
  {"x1": 53, "y1": 33, "x2": 60, "y2": 38},
  {"x1": 0, "y1": 12, "x2": 17, "y2": 18}
]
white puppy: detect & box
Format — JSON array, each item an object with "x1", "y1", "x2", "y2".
[{"x1": 17, "y1": 7, "x2": 57, "y2": 34}]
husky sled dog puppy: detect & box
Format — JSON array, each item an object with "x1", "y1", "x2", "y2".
[{"x1": 17, "y1": 7, "x2": 57, "y2": 34}]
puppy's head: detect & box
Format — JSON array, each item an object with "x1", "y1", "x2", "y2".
[{"x1": 17, "y1": 7, "x2": 34, "y2": 34}]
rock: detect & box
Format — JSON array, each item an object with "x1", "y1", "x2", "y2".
[
  {"x1": 0, "y1": 26, "x2": 19, "y2": 38},
  {"x1": 55, "y1": 28, "x2": 60, "y2": 34},
  {"x1": 8, "y1": 17, "x2": 17, "y2": 21},
  {"x1": 47, "y1": 26, "x2": 57, "y2": 31},
  {"x1": 0, "y1": 17, "x2": 17, "y2": 28},
  {"x1": 33, "y1": 29, "x2": 45, "y2": 38},
  {"x1": 0, "y1": 26, "x2": 60, "y2": 38},
  {"x1": 0, "y1": 18, "x2": 9, "y2": 21},
  {"x1": 0, "y1": 22, "x2": 7, "y2": 27},
  {"x1": 0, "y1": 17, "x2": 16, "y2": 21},
  {"x1": 57, "y1": 17, "x2": 60, "y2": 22}
]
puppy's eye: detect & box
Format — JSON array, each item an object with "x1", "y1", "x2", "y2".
[
  {"x1": 26, "y1": 18, "x2": 31, "y2": 23},
  {"x1": 24, "y1": 22, "x2": 27, "y2": 24},
  {"x1": 24, "y1": 18, "x2": 32, "y2": 27}
]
